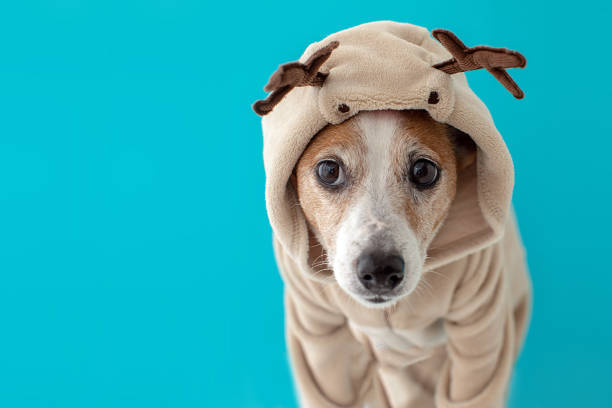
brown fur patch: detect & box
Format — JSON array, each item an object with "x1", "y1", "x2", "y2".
[
  {"x1": 293, "y1": 119, "x2": 365, "y2": 258},
  {"x1": 395, "y1": 110, "x2": 459, "y2": 244}
]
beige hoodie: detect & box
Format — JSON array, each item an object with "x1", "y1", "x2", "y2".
[{"x1": 256, "y1": 21, "x2": 532, "y2": 408}]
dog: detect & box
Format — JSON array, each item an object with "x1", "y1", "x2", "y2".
[{"x1": 254, "y1": 21, "x2": 532, "y2": 408}]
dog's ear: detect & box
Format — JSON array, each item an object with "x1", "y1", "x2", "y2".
[
  {"x1": 289, "y1": 169, "x2": 298, "y2": 191},
  {"x1": 448, "y1": 126, "x2": 477, "y2": 171}
]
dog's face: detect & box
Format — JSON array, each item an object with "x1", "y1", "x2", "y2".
[{"x1": 292, "y1": 110, "x2": 475, "y2": 308}]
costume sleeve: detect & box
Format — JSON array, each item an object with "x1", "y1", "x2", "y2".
[
  {"x1": 282, "y1": 267, "x2": 377, "y2": 407},
  {"x1": 435, "y1": 243, "x2": 516, "y2": 408}
]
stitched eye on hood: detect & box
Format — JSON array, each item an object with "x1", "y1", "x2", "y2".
[
  {"x1": 316, "y1": 160, "x2": 345, "y2": 188},
  {"x1": 410, "y1": 159, "x2": 440, "y2": 189}
]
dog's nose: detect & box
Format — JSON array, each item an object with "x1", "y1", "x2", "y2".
[{"x1": 356, "y1": 252, "x2": 404, "y2": 294}]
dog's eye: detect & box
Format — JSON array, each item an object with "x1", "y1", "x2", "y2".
[
  {"x1": 410, "y1": 159, "x2": 440, "y2": 188},
  {"x1": 316, "y1": 160, "x2": 345, "y2": 187}
]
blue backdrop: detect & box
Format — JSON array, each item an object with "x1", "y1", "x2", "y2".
[{"x1": 1, "y1": 1, "x2": 611, "y2": 407}]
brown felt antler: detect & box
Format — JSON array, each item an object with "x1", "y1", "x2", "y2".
[
  {"x1": 252, "y1": 41, "x2": 340, "y2": 116},
  {"x1": 432, "y1": 29, "x2": 526, "y2": 99}
]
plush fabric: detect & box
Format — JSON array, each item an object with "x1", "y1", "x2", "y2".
[
  {"x1": 253, "y1": 40, "x2": 339, "y2": 116},
  {"x1": 431, "y1": 29, "x2": 526, "y2": 99},
  {"x1": 257, "y1": 20, "x2": 532, "y2": 408}
]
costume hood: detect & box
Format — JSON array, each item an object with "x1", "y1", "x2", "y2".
[{"x1": 255, "y1": 20, "x2": 526, "y2": 280}]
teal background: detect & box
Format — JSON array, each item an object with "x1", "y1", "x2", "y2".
[{"x1": 1, "y1": 1, "x2": 611, "y2": 407}]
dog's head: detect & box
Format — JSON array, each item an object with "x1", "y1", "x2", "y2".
[{"x1": 291, "y1": 109, "x2": 476, "y2": 308}]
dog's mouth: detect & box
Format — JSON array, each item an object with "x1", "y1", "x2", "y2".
[{"x1": 365, "y1": 296, "x2": 390, "y2": 304}]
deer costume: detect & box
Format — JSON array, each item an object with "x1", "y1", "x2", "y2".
[{"x1": 253, "y1": 21, "x2": 531, "y2": 408}]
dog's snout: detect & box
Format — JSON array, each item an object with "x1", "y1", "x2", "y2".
[{"x1": 356, "y1": 252, "x2": 404, "y2": 294}]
